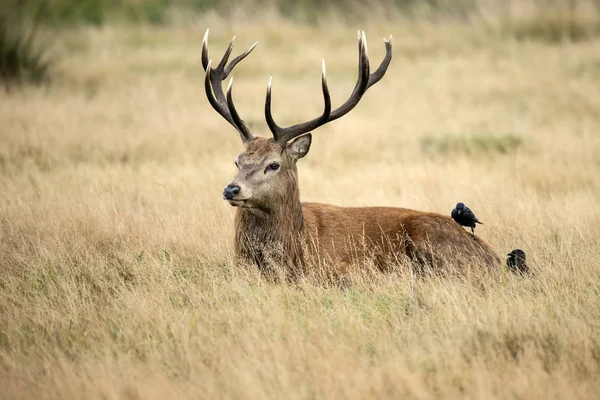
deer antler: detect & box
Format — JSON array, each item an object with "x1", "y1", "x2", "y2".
[
  {"x1": 265, "y1": 31, "x2": 392, "y2": 145},
  {"x1": 202, "y1": 29, "x2": 257, "y2": 143}
]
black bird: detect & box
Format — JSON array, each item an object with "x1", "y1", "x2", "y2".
[
  {"x1": 507, "y1": 249, "x2": 529, "y2": 275},
  {"x1": 451, "y1": 202, "x2": 482, "y2": 238}
]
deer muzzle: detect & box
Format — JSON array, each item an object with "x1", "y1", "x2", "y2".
[{"x1": 223, "y1": 184, "x2": 241, "y2": 200}]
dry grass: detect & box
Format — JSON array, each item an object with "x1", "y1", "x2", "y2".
[{"x1": 1, "y1": 15, "x2": 600, "y2": 399}]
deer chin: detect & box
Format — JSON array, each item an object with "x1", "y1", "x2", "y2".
[{"x1": 227, "y1": 199, "x2": 252, "y2": 208}]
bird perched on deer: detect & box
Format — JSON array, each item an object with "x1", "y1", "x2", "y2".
[
  {"x1": 506, "y1": 249, "x2": 529, "y2": 275},
  {"x1": 201, "y1": 29, "x2": 502, "y2": 279},
  {"x1": 451, "y1": 202, "x2": 482, "y2": 238}
]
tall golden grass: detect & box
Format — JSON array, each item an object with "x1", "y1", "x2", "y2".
[{"x1": 1, "y1": 14, "x2": 600, "y2": 399}]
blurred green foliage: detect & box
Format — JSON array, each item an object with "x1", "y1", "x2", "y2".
[
  {"x1": 0, "y1": 3, "x2": 51, "y2": 87},
  {"x1": 2, "y1": 0, "x2": 599, "y2": 39},
  {"x1": 13, "y1": 0, "x2": 173, "y2": 25},
  {"x1": 0, "y1": 0, "x2": 480, "y2": 26}
]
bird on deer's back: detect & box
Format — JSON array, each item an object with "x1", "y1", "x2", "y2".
[{"x1": 451, "y1": 202, "x2": 482, "y2": 238}]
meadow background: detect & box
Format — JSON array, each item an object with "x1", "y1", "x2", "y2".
[{"x1": 2, "y1": 0, "x2": 600, "y2": 398}]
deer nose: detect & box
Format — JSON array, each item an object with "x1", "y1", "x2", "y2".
[{"x1": 223, "y1": 184, "x2": 241, "y2": 200}]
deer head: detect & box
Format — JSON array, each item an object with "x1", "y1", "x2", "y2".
[{"x1": 202, "y1": 30, "x2": 392, "y2": 212}]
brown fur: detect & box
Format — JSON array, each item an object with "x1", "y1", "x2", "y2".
[{"x1": 227, "y1": 137, "x2": 501, "y2": 278}]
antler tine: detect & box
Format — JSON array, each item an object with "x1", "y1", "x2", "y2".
[
  {"x1": 226, "y1": 78, "x2": 254, "y2": 136},
  {"x1": 329, "y1": 30, "x2": 370, "y2": 120},
  {"x1": 321, "y1": 59, "x2": 332, "y2": 120},
  {"x1": 217, "y1": 35, "x2": 235, "y2": 71},
  {"x1": 224, "y1": 41, "x2": 258, "y2": 79},
  {"x1": 204, "y1": 60, "x2": 225, "y2": 119},
  {"x1": 265, "y1": 76, "x2": 277, "y2": 137},
  {"x1": 267, "y1": 31, "x2": 392, "y2": 145},
  {"x1": 266, "y1": 58, "x2": 332, "y2": 143},
  {"x1": 202, "y1": 29, "x2": 256, "y2": 143},
  {"x1": 201, "y1": 29, "x2": 210, "y2": 70},
  {"x1": 366, "y1": 34, "x2": 392, "y2": 90}
]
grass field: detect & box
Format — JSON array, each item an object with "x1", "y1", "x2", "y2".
[{"x1": 1, "y1": 14, "x2": 600, "y2": 399}]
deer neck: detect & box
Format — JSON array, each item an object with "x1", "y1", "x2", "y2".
[{"x1": 234, "y1": 178, "x2": 305, "y2": 270}]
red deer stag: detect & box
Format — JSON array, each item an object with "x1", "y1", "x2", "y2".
[{"x1": 202, "y1": 29, "x2": 501, "y2": 278}]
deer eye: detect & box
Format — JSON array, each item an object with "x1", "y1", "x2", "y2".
[
  {"x1": 266, "y1": 162, "x2": 280, "y2": 172},
  {"x1": 234, "y1": 161, "x2": 239, "y2": 168}
]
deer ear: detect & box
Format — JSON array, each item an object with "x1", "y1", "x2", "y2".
[{"x1": 286, "y1": 134, "x2": 312, "y2": 160}]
